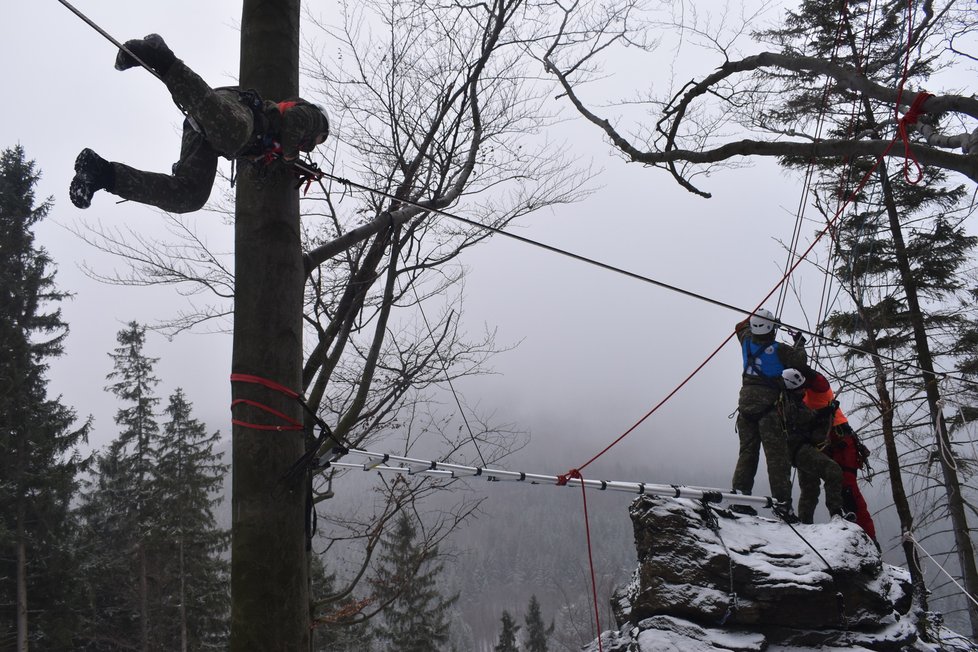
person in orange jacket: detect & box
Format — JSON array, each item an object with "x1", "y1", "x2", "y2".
[{"x1": 800, "y1": 371, "x2": 877, "y2": 542}]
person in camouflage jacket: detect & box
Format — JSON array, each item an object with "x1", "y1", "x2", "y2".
[
  {"x1": 779, "y1": 368, "x2": 844, "y2": 521},
  {"x1": 801, "y1": 372, "x2": 877, "y2": 540},
  {"x1": 731, "y1": 309, "x2": 810, "y2": 517},
  {"x1": 69, "y1": 34, "x2": 330, "y2": 213}
]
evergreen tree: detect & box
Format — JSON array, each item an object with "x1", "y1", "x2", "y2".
[
  {"x1": 371, "y1": 512, "x2": 458, "y2": 652},
  {"x1": 763, "y1": 0, "x2": 978, "y2": 634},
  {"x1": 494, "y1": 611, "x2": 520, "y2": 652},
  {"x1": 108, "y1": 322, "x2": 162, "y2": 652},
  {"x1": 76, "y1": 444, "x2": 144, "y2": 649},
  {"x1": 310, "y1": 555, "x2": 373, "y2": 651},
  {"x1": 76, "y1": 323, "x2": 163, "y2": 650},
  {"x1": 523, "y1": 595, "x2": 553, "y2": 652},
  {"x1": 153, "y1": 389, "x2": 230, "y2": 649},
  {"x1": 0, "y1": 144, "x2": 91, "y2": 650}
]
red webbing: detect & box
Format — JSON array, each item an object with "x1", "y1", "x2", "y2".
[{"x1": 230, "y1": 373, "x2": 303, "y2": 432}]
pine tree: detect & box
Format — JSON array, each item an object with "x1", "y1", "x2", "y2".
[
  {"x1": 763, "y1": 0, "x2": 978, "y2": 634},
  {"x1": 494, "y1": 611, "x2": 520, "y2": 652},
  {"x1": 76, "y1": 444, "x2": 144, "y2": 649},
  {"x1": 0, "y1": 144, "x2": 91, "y2": 650},
  {"x1": 153, "y1": 389, "x2": 230, "y2": 649},
  {"x1": 82, "y1": 322, "x2": 162, "y2": 651},
  {"x1": 310, "y1": 555, "x2": 373, "y2": 651},
  {"x1": 371, "y1": 512, "x2": 458, "y2": 652},
  {"x1": 523, "y1": 595, "x2": 553, "y2": 652}
]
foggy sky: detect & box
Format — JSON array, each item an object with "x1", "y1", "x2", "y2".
[{"x1": 4, "y1": 0, "x2": 853, "y2": 508}]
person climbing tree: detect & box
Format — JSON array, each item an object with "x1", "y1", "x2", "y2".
[
  {"x1": 778, "y1": 368, "x2": 846, "y2": 524},
  {"x1": 801, "y1": 371, "x2": 877, "y2": 543},
  {"x1": 69, "y1": 33, "x2": 330, "y2": 213},
  {"x1": 731, "y1": 309, "x2": 811, "y2": 521}
]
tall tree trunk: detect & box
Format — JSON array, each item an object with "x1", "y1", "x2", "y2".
[
  {"x1": 878, "y1": 166, "x2": 978, "y2": 637},
  {"x1": 179, "y1": 536, "x2": 187, "y2": 652},
  {"x1": 856, "y1": 310, "x2": 927, "y2": 599},
  {"x1": 140, "y1": 541, "x2": 148, "y2": 652},
  {"x1": 16, "y1": 491, "x2": 27, "y2": 652},
  {"x1": 230, "y1": 1, "x2": 310, "y2": 650}
]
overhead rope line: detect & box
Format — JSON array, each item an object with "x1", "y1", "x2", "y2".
[
  {"x1": 56, "y1": 0, "x2": 164, "y2": 82},
  {"x1": 295, "y1": 162, "x2": 977, "y2": 390},
  {"x1": 775, "y1": 0, "x2": 853, "y2": 321},
  {"x1": 55, "y1": 0, "x2": 199, "y2": 131},
  {"x1": 904, "y1": 531, "x2": 978, "y2": 610},
  {"x1": 563, "y1": 88, "x2": 939, "y2": 476}
]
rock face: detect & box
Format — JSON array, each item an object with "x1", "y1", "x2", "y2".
[{"x1": 587, "y1": 496, "x2": 976, "y2": 652}]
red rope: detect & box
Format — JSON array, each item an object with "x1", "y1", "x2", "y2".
[
  {"x1": 562, "y1": 469, "x2": 604, "y2": 652},
  {"x1": 897, "y1": 92, "x2": 932, "y2": 184},
  {"x1": 229, "y1": 373, "x2": 304, "y2": 432},
  {"x1": 572, "y1": 125, "x2": 911, "y2": 475}
]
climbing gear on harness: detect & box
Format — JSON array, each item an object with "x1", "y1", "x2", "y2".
[
  {"x1": 69, "y1": 148, "x2": 114, "y2": 209},
  {"x1": 114, "y1": 33, "x2": 175, "y2": 75},
  {"x1": 749, "y1": 309, "x2": 777, "y2": 335}
]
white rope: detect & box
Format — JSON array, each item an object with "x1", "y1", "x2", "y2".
[
  {"x1": 934, "y1": 396, "x2": 959, "y2": 471},
  {"x1": 903, "y1": 531, "x2": 978, "y2": 609},
  {"x1": 319, "y1": 448, "x2": 775, "y2": 508}
]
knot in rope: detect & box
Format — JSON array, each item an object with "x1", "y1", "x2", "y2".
[
  {"x1": 897, "y1": 92, "x2": 933, "y2": 184},
  {"x1": 556, "y1": 468, "x2": 582, "y2": 486}
]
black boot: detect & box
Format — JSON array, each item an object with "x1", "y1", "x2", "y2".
[
  {"x1": 730, "y1": 504, "x2": 758, "y2": 516},
  {"x1": 114, "y1": 33, "x2": 175, "y2": 75},
  {"x1": 69, "y1": 149, "x2": 114, "y2": 209},
  {"x1": 773, "y1": 501, "x2": 799, "y2": 524}
]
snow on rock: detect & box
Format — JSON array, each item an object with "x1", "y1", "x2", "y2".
[{"x1": 589, "y1": 495, "x2": 977, "y2": 652}]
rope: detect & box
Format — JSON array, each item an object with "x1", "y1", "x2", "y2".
[
  {"x1": 775, "y1": 0, "x2": 853, "y2": 320},
  {"x1": 904, "y1": 531, "x2": 978, "y2": 610},
  {"x1": 896, "y1": 92, "x2": 933, "y2": 184},
  {"x1": 565, "y1": 469, "x2": 604, "y2": 652},
  {"x1": 54, "y1": 0, "x2": 198, "y2": 130},
  {"x1": 292, "y1": 164, "x2": 978, "y2": 389},
  {"x1": 703, "y1": 505, "x2": 739, "y2": 626},
  {"x1": 55, "y1": 0, "x2": 164, "y2": 82}
]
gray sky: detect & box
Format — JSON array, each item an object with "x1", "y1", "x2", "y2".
[{"x1": 3, "y1": 0, "x2": 839, "y2": 497}]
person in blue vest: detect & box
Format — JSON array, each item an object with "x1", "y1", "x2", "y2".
[{"x1": 730, "y1": 309, "x2": 811, "y2": 521}]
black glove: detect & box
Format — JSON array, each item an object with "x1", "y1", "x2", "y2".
[
  {"x1": 789, "y1": 330, "x2": 807, "y2": 346},
  {"x1": 815, "y1": 401, "x2": 839, "y2": 417}
]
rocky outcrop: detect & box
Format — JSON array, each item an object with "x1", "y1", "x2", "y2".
[{"x1": 585, "y1": 495, "x2": 976, "y2": 651}]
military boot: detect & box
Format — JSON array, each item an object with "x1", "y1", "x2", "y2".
[
  {"x1": 114, "y1": 33, "x2": 175, "y2": 75},
  {"x1": 69, "y1": 149, "x2": 114, "y2": 209},
  {"x1": 773, "y1": 500, "x2": 799, "y2": 524}
]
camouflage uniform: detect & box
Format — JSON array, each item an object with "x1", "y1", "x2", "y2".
[
  {"x1": 778, "y1": 389, "x2": 843, "y2": 520},
  {"x1": 103, "y1": 60, "x2": 328, "y2": 213},
  {"x1": 732, "y1": 320, "x2": 807, "y2": 505}
]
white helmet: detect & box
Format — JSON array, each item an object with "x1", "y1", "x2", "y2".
[
  {"x1": 749, "y1": 309, "x2": 777, "y2": 335},
  {"x1": 782, "y1": 368, "x2": 806, "y2": 390}
]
